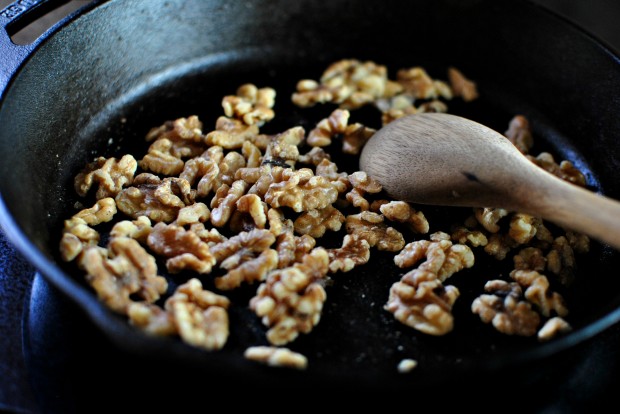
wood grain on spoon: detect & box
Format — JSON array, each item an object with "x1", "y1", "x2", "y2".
[{"x1": 359, "y1": 112, "x2": 620, "y2": 250}]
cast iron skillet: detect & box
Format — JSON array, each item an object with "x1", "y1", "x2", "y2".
[{"x1": 1, "y1": 0, "x2": 620, "y2": 392}]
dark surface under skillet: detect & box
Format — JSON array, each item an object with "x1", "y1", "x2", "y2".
[{"x1": 2, "y1": 0, "x2": 620, "y2": 403}]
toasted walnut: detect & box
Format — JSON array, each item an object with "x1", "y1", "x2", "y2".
[
  {"x1": 127, "y1": 302, "x2": 176, "y2": 336},
  {"x1": 230, "y1": 194, "x2": 268, "y2": 231},
  {"x1": 292, "y1": 59, "x2": 397, "y2": 109},
  {"x1": 215, "y1": 248, "x2": 279, "y2": 290},
  {"x1": 74, "y1": 155, "x2": 137, "y2": 199},
  {"x1": 204, "y1": 116, "x2": 260, "y2": 149},
  {"x1": 527, "y1": 152, "x2": 586, "y2": 187},
  {"x1": 305, "y1": 109, "x2": 374, "y2": 154},
  {"x1": 140, "y1": 116, "x2": 206, "y2": 175},
  {"x1": 508, "y1": 214, "x2": 553, "y2": 247},
  {"x1": 394, "y1": 233, "x2": 474, "y2": 282},
  {"x1": 244, "y1": 346, "x2": 308, "y2": 370},
  {"x1": 546, "y1": 236, "x2": 576, "y2": 286},
  {"x1": 210, "y1": 228, "x2": 276, "y2": 263},
  {"x1": 504, "y1": 115, "x2": 533, "y2": 154},
  {"x1": 60, "y1": 198, "x2": 117, "y2": 262},
  {"x1": 315, "y1": 159, "x2": 349, "y2": 194},
  {"x1": 267, "y1": 209, "x2": 315, "y2": 268},
  {"x1": 484, "y1": 233, "x2": 518, "y2": 260},
  {"x1": 385, "y1": 272, "x2": 460, "y2": 336},
  {"x1": 298, "y1": 147, "x2": 331, "y2": 166},
  {"x1": 397, "y1": 66, "x2": 452, "y2": 100},
  {"x1": 474, "y1": 207, "x2": 509, "y2": 233},
  {"x1": 294, "y1": 206, "x2": 345, "y2": 238},
  {"x1": 471, "y1": 280, "x2": 540, "y2": 336},
  {"x1": 346, "y1": 171, "x2": 382, "y2": 211},
  {"x1": 222, "y1": 83, "x2": 276, "y2": 126},
  {"x1": 513, "y1": 247, "x2": 546, "y2": 272},
  {"x1": 242, "y1": 140, "x2": 262, "y2": 168},
  {"x1": 397, "y1": 359, "x2": 418, "y2": 373},
  {"x1": 327, "y1": 234, "x2": 370, "y2": 273},
  {"x1": 264, "y1": 168, "x2": 339, "y2": 212},
  {"x1": 508, "y1": 213, "x2": 538, "y2": 244},
  {"x1": 80, "y1": 237, "x2": 167, "y2": 314},
  {"x1": 447, "y1": 67, "x2": 478, "y2": 102},
  {"x1": 179, "y1": 148, "x2": 222, "y2": 198},
  {"x1": 146, "y1": 222, "x2": 216, "y2": 274},
  {"x1": 174, "y1": 202, "x2": 210, "y2": 227},
  {"x1": 115, "y1": 173, "x2": 194, "y2": 223},
  {"x1": 307, "y1": 109, "x2": 349, "y2": 147},
  {"x1": 538, "y1": 317, "x2": 572, "y2": 341},
  {"x1": 146, "y1": 115, "x2": 204, "y2": 143},
  {"x1": 247, "y1": 164, "x2": 281, "y2": 198},
  {"x1": 510, "y1": 270, "x2": 568, "y2": 318},
  {"x1": 210, "y1": 180, "x2": 249, "y2": 227},
  {"x1": 250, "y1": 248, "x2": 329, "y2": 345},
  {"x1": 451, "y1": 226, "x2": 488, "y2": 247},
  {"x1": 165, "y1": 278, "x2": 230, "y2": 351},
  {"x1": 190, "y1": 224, "x2": 227, "y2": 246},
  {"x1": 345, "y1": 211, "x2": 405, "y2": 251},
  {"x1": 214, "y1": 151, "x2": 247, "y2": 189},
  {"x1": 380, "y1": 201, "x2": 429, "y2": 234},
  {"x1": 109, "y1": 216, "x2": 153, "y2": 244},
  {"x1": 342, "y1": 123, "x2": 375, "y2": 155},
  {"x1": 140, "y1": 139, "x2": 186, "y2": 176},
  {"x1": 263, "y1": 126, "x2": 304, "y2": 167}
]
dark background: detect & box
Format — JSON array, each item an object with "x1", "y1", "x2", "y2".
[{"x1": 1, "y1": 0, "x2": 620, "y2": 412}]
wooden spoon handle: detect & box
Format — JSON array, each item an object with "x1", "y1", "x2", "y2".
[{"x1": 517, "y1": 169, "x2": 620, "y2": 251}]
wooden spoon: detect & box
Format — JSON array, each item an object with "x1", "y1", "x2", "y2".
[{"x1": 359, "y1": 112, "x2": 620, "y2": 250}]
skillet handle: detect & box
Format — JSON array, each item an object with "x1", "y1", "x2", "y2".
[{"x1": 0, "y1": 0, "x2": 86, "y2": 99}]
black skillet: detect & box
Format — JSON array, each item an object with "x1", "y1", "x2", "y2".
[{"x1": 1, "y1": 0, "x2": 620, "y2": 396}]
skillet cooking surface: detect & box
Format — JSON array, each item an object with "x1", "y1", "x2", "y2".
[
  {"x1": 1, "y1": 0, "x2": 620, "y2": 390},
  {"x1": 56, "y1": 54, "x2": 620, "y2": 387}
]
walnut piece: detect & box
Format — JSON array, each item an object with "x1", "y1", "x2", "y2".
[
  {"x1": 215, "y1": 248, "x2": 279, "y2": 290},
  {"x1": 345, "y1": 211, "x2": 405, "y2": 251},
  {"x1": 394, "y1": 232, "x2": 474, "y2": 282},
  {"x1": 165, "y1": 278, "x2": 230, "y2": 351},
  {"x1": 504, "y1": 115, "x2": 533, "y2": 154},
  {"x1": 397, "y1": 66, "x2": 452, "y2": 100},
  {"x1": 537, "y1": 317, "x2": 572, "y2": 341},
  {"x1": 345, "y1": 171, "x2": 382, "y2": 211},
  {"x1": 263, "y1": 168, "x2": 339, "y2": 212},
  {"x1": 210, "y1": 179, "x2": 249, "y2": 227},
  {"x1": 204, "y1": 116, "x2": 260, "y2": 149},
  {"x1": 74, "y1": 155, "x2": 137, "y2": 199},
  {"x1": 474, "y1": 207, "x2": 509, "y2": 233},
  {"x1": 527, "y1": 152, "x2": 586, "y2": 187},
  {"x1": 380, "y1": 201, "x2": 429, "y2": 234},
  {"x1": 115, "y1": 173, "x2": 194, "y2": 223},
  {"x1": 244, "y1": 346, "x2": 307, "y2": 370},
  {"x1": 447, "y1": 67, "x2": 478, "y2": 102},
  {"x1": 510, "y1": 270, "x2": 568, "y2": 317},
  {"x1": 471, "y1": 280, "x2": 540, "y2": 336},
  {"x1": 327, "y1": 234, "x2": 371, "y2": 273},
  {"x1": 60, "y1": 198, "x2": 117, "y2": 262},
  {"x1": 385, "y1": 272, "x2": 460, "y2": 336},
  {"x1": 293, "y1": 206, "x2": 345, "y2": 238},
  {"x1": 80, "y1": 237, "x2": 167, "y2": 314},
  {"x1": 146, "y1": 222, "x2": 216, "y2": 274},
  {"x1": 110, "y1": 216, "x2": 153, "y2": 244},
  {"x1": 222, "y1": 83, "x2": 276, "y2": 126},
  {"x1": 250, "y1": 248, "x2": 329, "y2": 345},
  {"x1": 292, "y1": 59, "x2": 397, "y2": 109}
]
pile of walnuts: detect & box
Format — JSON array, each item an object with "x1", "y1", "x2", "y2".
[{"x1": 60, "y1": 59, "x2": 589, "y2": 370}]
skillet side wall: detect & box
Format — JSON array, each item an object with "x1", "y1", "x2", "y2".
[{"x1": 0, "y1": 0, "x2": 620, "y2": 381}]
